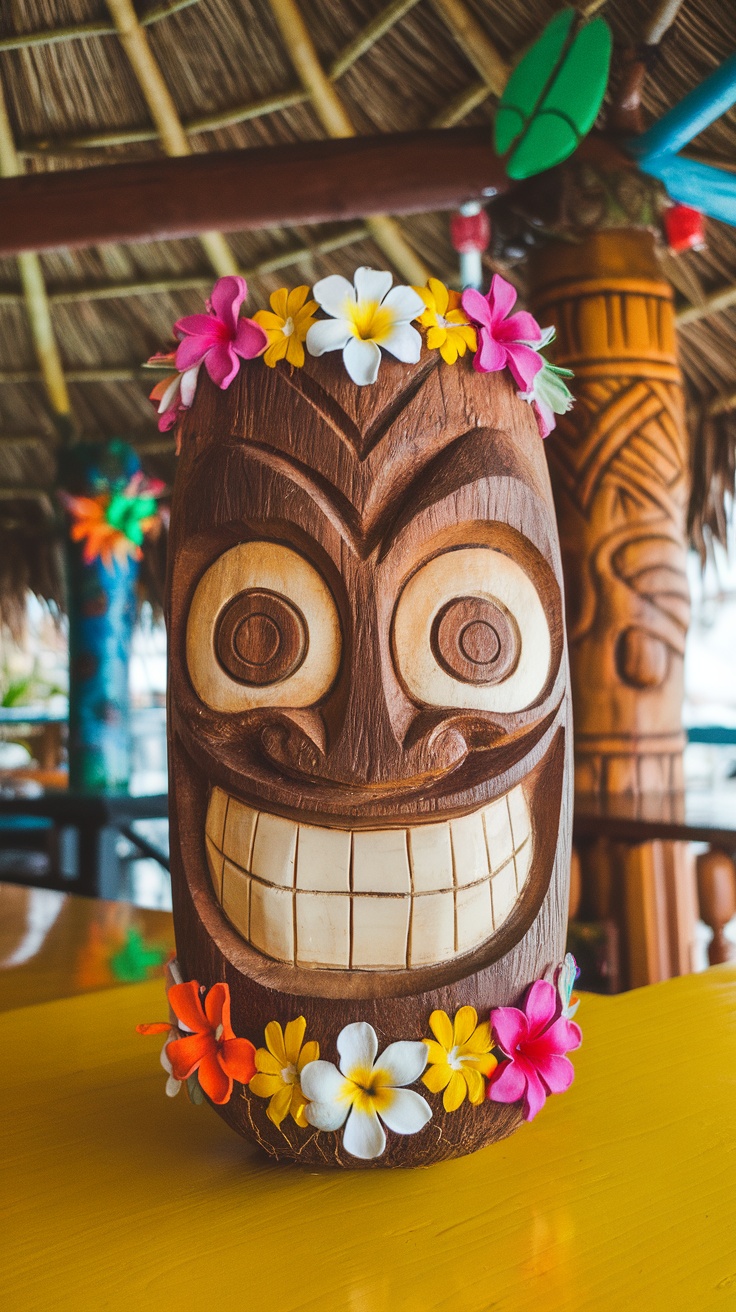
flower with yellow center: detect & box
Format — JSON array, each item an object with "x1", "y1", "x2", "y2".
[
  {"x1": 249, "y1": 1016, "x2": 319, "y2": 1127},
  {"x1": 252, "y1": 286, "x2": 318, "y2": 369},
  {"x1": 413, "y1": 277, "x2": 477, "y2": 365},
  {"x1": 300, "y1": 1021, "x2": 431, "y2": 1159},
  {"x1": 422, "y1": 1006, "x2": 498, "y2": 1112},
  {"x1": 306, "y1": 267, "x2": 425, "y2": 386}
]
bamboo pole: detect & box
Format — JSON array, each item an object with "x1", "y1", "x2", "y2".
[
  {"x1": 17, "y1": 0, "x2": 472, "y2": 158},
  {"x1": 643, "y1": 0, "x2": 687, "y2": 46},
  {"x1": 677, "y1": 283, "x2": 736, "y2": 327},
  {"x1": 429, "y1": 0, "x2": 509, "y2": 98},
  {"x1": 0, "y1": 368, "x2": 140, "y2": 384},
  {"x1": 104, "y1": 0, "x2": 238, "y2": 278},
  {"x1": 707, "y1": 389, "x2": 736, "y2": 417},
  {"x1": 0, "y1": 223, "x2": 369, "y2": 308},
  {"x1": 430, "y1": 79, "x2": 491, "y2": 128},
  {"x1": 267, "y1": 0, "x2": 429, "y2": 285},
  {"x1": 0, "y1": 88, "x2": 70, "y2": 418},
  {"x1": 0, "y1": 1, "x2": 203, "y2": 52},
  {"x1": 330, "y1": 0, "x2": 422, "y2": 79}
]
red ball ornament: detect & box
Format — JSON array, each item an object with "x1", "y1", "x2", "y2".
[
  {"x1": 450, "y1": 207, "x2": 491, "y2": 254},
  {"x1": 664, "y1": 204, "x2": 706, "y2": 254}
]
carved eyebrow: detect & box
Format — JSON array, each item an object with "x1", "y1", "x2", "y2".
[
  {"x1": 376, "y1": 428, "x2": 550, "y2": 561},
  {"x1": 182, "y1": 439, "x2": 364, "y2": 552}
]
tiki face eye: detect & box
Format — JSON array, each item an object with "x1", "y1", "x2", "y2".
[
  {"x1": 187, "y1": 542, "x2": 341, "y2": 711},
  {"x1": 215, "y1": 589, "x2": 308, "y2": 686},
  {"x1": 392, "y1": 545, "x2": 551, "y2": 712},
  {"x1": 432, "y1": 596, "x2": 521, "y2": 685}
]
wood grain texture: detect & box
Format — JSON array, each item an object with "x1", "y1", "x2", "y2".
[
  {"x1": 531, "y1": 230, "x2": 690, "y2": 800},
  {"x1": 3, "y1": 969, "x2": 736, "y2": 1310},
  {"x1": 166, "y1": 344, "x2": 572, "y2": 1165},
  {"x1": 0, "y1": 126, "x2": 508, "y2": 256},
  {"x1": 531, "y1": 231, "x2": 694, "y2": 990},
  {"x1": 697, "y1": 848, "x2": 736, "y2": 965}
]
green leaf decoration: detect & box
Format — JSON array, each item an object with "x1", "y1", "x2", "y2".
[
  {"x1": 106, "y1": 492, "x2": 158, "y2": 545},
  {"x1": 494, "y1": 7, "x2": 612, "y2": 180},
  {"x1": 110, "y1": 928, "x2": 167, "y2": 982}
]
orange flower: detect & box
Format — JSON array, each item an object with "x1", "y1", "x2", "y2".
[
  {"x1": 64, "y1": 494, "x2": 142, "y2": 569},
  {"x1": 137, "y1": 979, "x2": 256, "y2": 1105}
]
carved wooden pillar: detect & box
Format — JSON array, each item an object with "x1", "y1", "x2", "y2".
[
  {"x1": 531, "y1": 229, "x2": 689, "y2": 794},
  {"x1": 530, "y1": 229, "x2": 696, "y2": 985}
]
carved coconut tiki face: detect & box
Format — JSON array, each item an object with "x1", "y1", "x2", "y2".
[{"x1": 167, "y1": 347, "x2": 571, "y2": 1165}]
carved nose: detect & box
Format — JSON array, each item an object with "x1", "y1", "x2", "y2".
[{"x1": 260, "y1": 705, "x2": 468, "y2": 789}]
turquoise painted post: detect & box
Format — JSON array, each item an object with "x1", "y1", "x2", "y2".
[
  {"x1": 66, "y1": 542, "x2": 139, "y2": 790},
  {"x1": 61, "y1": 439, "x2": 154, "y2": 792}
]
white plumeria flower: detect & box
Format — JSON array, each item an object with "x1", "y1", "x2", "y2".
[
  {"x1": 300, "y1": 1020, "x2": 431, "y2": 1159},
  {"x1": 160, "y1": 1035, "x2": 183, "y2": 1098},
  {"x1": 306, "y1": 267, "x2": 425, "y2": 386}
]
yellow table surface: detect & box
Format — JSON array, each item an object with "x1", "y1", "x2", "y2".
[{"x1": 3, "y1": 966, "x2": 736, "y2": 1312}]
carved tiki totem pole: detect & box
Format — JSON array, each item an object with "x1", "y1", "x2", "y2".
[
  {"x1": 167, "y1": 346, "x2": 572, "y2": 1165},
  {"x1": 531, "y1": 229, "x2": 695, "y2": 983}
]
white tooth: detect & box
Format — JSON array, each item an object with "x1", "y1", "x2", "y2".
[
  {"x1": 352, "y1": 830, "x2": 411, "y2": 894},
  {"x1": 206, "y1": 787, "x2": 229, "y2": 848},
  {"x1": 507, "y1": 786, "x2": 530, "y2": 846},
  {"x1": 250, "y1": 882, "x2": 294, "y2": 961},
  {"x1": 450, "y1": 811, "x2": 490, "y2": 887},
  {"x1": 515, "y1": 837, "x2": 532, "y2": 889},
  {"x1": 491, "y1": 861, "x2": 517, "y2": 925},
  {"x1": 351, "y1": 896, "x2": 410, "y2": 968},
  {"x1": 483, "y1": 797, "x2": 514, "y2": 873},
  {"x1": 223, "y1": 798, "x2": 258, "y2": 870},
  {"x1": 456, "y1": 881, "x2": 493, "y2": 954},
  {"x1": 222, "y1": 859, "x2": 251, "y2": 940},
  {"x1": 296, "y1": 892, "x2": 351, "y2": 968},
  {"x1": 408, "y1": 822, "x2": 453, "y2": 893},
  {"x1": 205, "y1": 836, "x2": 225, "y2": 901},
  {"x1": 251, "y1": 813, "x2": 298, "y2": 888},
  {"x1": 409, "y1": 891, "x2": 455, "y2": 966},
  {"x1": 296, "y1": 824, "x2": 352, "y2": 892}
]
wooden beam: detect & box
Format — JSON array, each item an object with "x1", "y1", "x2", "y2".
[{"x1": 0, "y1": 128, "x2": 507, "y2": 257}]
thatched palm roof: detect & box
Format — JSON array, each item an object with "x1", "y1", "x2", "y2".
[{"x1": 0, "y1": 0, "x2": 735, "y2": 625}]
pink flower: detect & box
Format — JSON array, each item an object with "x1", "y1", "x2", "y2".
[
  {"x1": 488, "y1": 978, "x2": 582, "y2": 1121},
  {"x1": 173, "y1": 276, "x2": 267, "y2": 389},
  {"x1": 461, "y1": 274, "x2": 544, "y2": 390}
]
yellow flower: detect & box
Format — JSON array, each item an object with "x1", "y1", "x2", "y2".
[
  {"x1": 422, "y1": 1006, "x2": 497, "y2": 1112},
  {"x1": 413, "y1": 277, "x2": 477, "y2": 365},
  {"x1": 253, "y1": 285, "x2": 318, "y2": 368},
  {"x1": 249, "y1": 1016, "x2": 319, "y2": 1127}
]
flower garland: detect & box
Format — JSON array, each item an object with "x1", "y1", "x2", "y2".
[
  {"x1": 59, "y1": 470, "x2": 166, "y2": 570},
  {"x1": 145, "y1": 268, "x2": 574, "y2": 441},
  {"x1": 138, "y1": 954, "x2": 582, "y2": 1161}
]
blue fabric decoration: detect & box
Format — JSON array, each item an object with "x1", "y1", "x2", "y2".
[
  {"x1": 638, "y1": 154, "x2": 736, "y2": 226},
  {"x1": 630, "y1": 52, "x2": 736, "y2": 161},
  {"x1": 628, "y1": 53, "x2": 736, "y2": 226}
]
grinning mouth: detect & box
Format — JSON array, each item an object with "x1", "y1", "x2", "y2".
[{"x1": 204, "y1": 783, "x2": 532, "y2": 971}]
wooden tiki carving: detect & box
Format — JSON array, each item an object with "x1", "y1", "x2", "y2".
[
  {"x1": 531, "y1": 230, "x2": 690, "y2": 797},
  {"x1": 166, "y1": 346, "x2": 572, "y2": 1166}
]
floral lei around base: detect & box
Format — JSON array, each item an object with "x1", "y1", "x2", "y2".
[
  {"x1": 144, "y1": 268, "x2": 574, "y2": 446},
  {"x1": 137, "y1": 955, "x2": 582, "y2": 1161}
]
